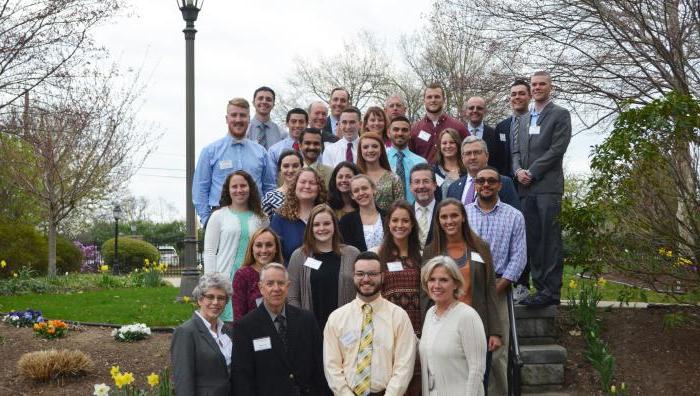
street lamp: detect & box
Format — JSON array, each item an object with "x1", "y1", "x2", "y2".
[
  {"x1": 178, "y1": 0, "x2": 202, "y2": 299},
  {"x1": 113, "y1": 204, "x2": 122, "y2": 275}
]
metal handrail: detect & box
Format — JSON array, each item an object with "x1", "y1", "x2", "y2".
[{"x1": 507, "y1": 288, "x2": 523, "y2": 396}]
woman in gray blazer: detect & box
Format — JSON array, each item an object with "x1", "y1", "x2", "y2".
[
  {"x1": 171, "y1": 273, "x2": 233, "y2": 395},
  {"x1": 287, "y1": 204, "x2": 359, "y2": 329}
]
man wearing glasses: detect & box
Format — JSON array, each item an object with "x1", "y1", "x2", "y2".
[
  {"x1": 446, "y1": 136, "x2": 520, "y2": 210},
  {"x1": 466, "y1": 166, "x2": 527, "y2": 396},
  {"x1": 323, "y1": 251, "x2": 416, "y2": 396},
  {"x1": 462, "y1": 96, "x2": 507, "y2": 175}
]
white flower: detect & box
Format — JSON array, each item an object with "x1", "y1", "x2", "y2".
[
  {"x1": 93, "y1": 383, "x2": 111, "y2": 396},
  {"x1": 119, "y1": 333, "x2": 125, "y2": 339},
  {"x1": 10, "y1": 315, "x2": 19, "y2": 321}
]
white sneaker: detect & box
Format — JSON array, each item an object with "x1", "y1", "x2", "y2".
[{"x1": 512, "y1": 285, "x2": 530, "y2": 303}]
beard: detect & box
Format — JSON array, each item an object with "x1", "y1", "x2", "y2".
[{"x1": 355, "y1": 280, "x2": 382, "y2": 297}]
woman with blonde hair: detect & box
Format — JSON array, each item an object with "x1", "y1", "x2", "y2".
[
  {"x1": 287, "y1": 204, "x2": 359, "y2": 328},
  {"x1": 231, "y1": 227, "x2": 283, "y2": 321},
  {"x1": 356, "y1": 131, "x2": 404, "y2": 212},
  {"x1": 339, "y1": 174, "x2": 385, "y2": 252}
]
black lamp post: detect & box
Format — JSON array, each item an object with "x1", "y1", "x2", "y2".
[
  {"x1": 113, "y1": 204, "x2": 122, "y2": 275},
  {"x1": 178, "y1": 0, "x2": 203, "y2": 299}
]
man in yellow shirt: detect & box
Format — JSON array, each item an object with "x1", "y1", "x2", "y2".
[{"x1": 323, "y1": 251, "x2": 416, "y2": 396}]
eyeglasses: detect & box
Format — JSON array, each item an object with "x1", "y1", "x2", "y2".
[
  {"x1": 462, "y1": 150, "x2": 484, "y2": 157},
  {"x1": 474, "y1": 177, "x2": 500, "y2": 185},
  {"x1": 202, "y1": 294, "x2": 228, "y2": 303},
  {"x1": 467, "y1": 106, "x2": 485, "y2": 110},
  {"x1": 354, "y1": 271, "x2": 381, "y2": 279}
]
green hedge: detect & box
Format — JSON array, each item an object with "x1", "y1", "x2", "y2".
[
  {"x1": 101, "y1": 237, "x2": 160, "y2": 273},
  {"x1": 0, "y1": 222, "x2": 83, "y2": 277}
]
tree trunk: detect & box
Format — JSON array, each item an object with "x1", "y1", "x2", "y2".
[{"x1": 48, "y1": 219, "x2": 57, "y2": 277}]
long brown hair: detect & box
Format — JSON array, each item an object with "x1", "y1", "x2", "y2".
[
  {"x1": 241, "y1": 227, "x2": 284, "y2": 267},
  {"x1": 362, "y1": 106, "x2": 389, "y2": 142},
  {"x1": 218, "y1": 170, "x2": 264, "y2": 218},
  {"x1": 434, "y1": 128, "x2": 467, "y2": 174},
  {"x1": 356, "y1": 132, "x2": 392, "y2": 173},
  {"x1": 424, "y1": 198, "x2": 491, "y2": 272},
  {"x1": 301, "y1": 204, "x2": 344, "y2": 256},
  {"x1": 377, "y1": 200, "x2": 422, "y2": 270},
  {"x1": 278, "y1": 167, "x2": 327, "y2": 220}
]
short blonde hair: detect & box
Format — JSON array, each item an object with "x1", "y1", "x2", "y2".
[
  {"x1": 421, "y1": 256, "x2": 465, "y2": 298},
  {"x1": 227, "y1": 97, "x2": 250, "y2": 111}
]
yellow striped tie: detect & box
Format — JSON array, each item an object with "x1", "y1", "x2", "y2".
[{"x1": 353, "y1": 303, "x2": 373, "y2": 396}]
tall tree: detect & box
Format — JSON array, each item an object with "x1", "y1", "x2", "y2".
[
  {"x1": 0, "y1": 0, "x2": 121, "y2": 112},
  {"x1": 0, "y1": 65, "x2": 153, "y2": 276}
]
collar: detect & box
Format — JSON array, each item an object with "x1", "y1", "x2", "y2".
[
  {"x1": 226, "y1": 134, "x2": 247, "y2": 145},
  {"x1": 531, "y1": 100, "x2": 552, "y2": 115},
  {"x1": 194, "y1": 310, "x2": 224, "y2": 334},
  {"x1": 415, "y1": 198, "x2": 436, "y2": 213},
  {"x1": 343, "y1": 136, "x2": 359, "y2": 145},
  {"x1": 353, "y1": 295, "x2": 385, "y2": 311},
  {"x1": 263, "y1": 302, "x2": 286, "y2": 322},
  {"x1": 468, "y1": 121, "x2": 484, "y2": 131},
  {"x1": 474, "y1": 198, "x2": 503, "y2": 213},
  {"x1": 424, "y1": 112, "x2": 447, "y2": 124}
]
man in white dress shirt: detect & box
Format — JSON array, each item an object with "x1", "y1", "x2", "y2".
[
  {"x1": 409, "y1": 163, "x2": 439, "y2": 250},
  {"x1": 322, "y1": 106, "x2": 361, "y2": 168}
]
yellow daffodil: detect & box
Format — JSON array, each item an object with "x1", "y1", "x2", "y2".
[
  {"x1": 658, "y1": 247, "x2": 666, "y2": 255},
  {"x1": 568, "y1": 279, "x2": 578, "y2": 289},
  {"x1": 183, "y1": 296, "x2": 191, "y2": 304},
  {"x1": 666, "y1": 250, "x2": 673, "y2": 257},
  {"x1": 110, "y1": 365, "x2": 120, "y2": 379},
  {"x1": 113, "y1": 372, "x2": 135, "y2": 389},
  {"x1": 610, "y1": 384, "x2": 617, "y2": 393},
  {"x1": 12, "y1": 272, "x2": 17, "y2": 278},
  {"x1": 144, "y1": 268, "x2": 150, "y2": 273},
  {"x1": 1, "y1": 260, "x2": 6, "y2": 268},
  {"x1": 147, "y1": 372, "x2": 160, "y2": 387},
  {"x1": 144, "y1": 258, "x2": 150, "y2": 267},
  {"x1": 596, "y1": 277, "x2": 607, "y2": 288},
  {"x1": 100, "y1": 265, "x2": 109, "y2": 272}
]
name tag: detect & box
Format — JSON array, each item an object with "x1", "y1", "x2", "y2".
[
  {"x1": 304, "y1": 257, "x2": 322, "y2": 270},
  {"x1": 219, "y1": 159, "x2": 233, "y2": 170},
  {"x1": 255, "y1": 297, "x2": 263, "y2": 307},
  {"x1": 253, "y1": 337, "x2": 272, "y2": 351},
  {"x1": 471, "y1": 251, "x2": 484, "y2": 263},
  {"x1": 387, "y1": 261, "x2": 404, "y2": 272},
  {"x1": 340, "y1": 331, "x2": 357, "y2": 347},
  {"x1": 435, "y1": 174, "x2": 445, "y2": 187},
  {"x1": 528, "y1": 125, "x2": 540, "y2": 135},
  {"x1": 499, "y1": 133, "x2": 506, "y2": 142},
  {"x1": 418, "y1": 130, "x2": 431, "y2": 142}
]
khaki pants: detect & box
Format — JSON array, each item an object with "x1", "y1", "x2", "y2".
[{"x1": 489, "y1": 290, "x2": 509, "y2": 396}]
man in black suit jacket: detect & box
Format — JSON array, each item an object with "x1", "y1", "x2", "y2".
[
  {"x1": 232, "y1": 263, "x2": 326, "y2": 395},
  {"x1": 495, "y1": 79, "x2": 533, "y2": 178},
  {"x1": 447, "y1": 136, "x2": 521, "y2": 210},
  {"x1": 463, "y1": 96, "x2": 507, "y2": 175},
  {"x1": 323, "y1": 87, "x2": 350, "y2": 142},
  {"x1": 409, "y1": 163, "x2": 440, "y2": 249},
  {"x1": 309, "y1": 101, "x2": 338, "y2": 144},
  {"x1": 513, "y1": 71, "x2": 571, "y2": 307}
]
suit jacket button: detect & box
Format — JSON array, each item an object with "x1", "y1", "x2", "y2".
[{"x1": 289, "y1": 374, "x2": 294, "y2": 379}]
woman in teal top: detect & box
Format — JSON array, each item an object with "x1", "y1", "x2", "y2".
[{"x1": 203, "y1": 170, "x2": 267, "y2": 322}]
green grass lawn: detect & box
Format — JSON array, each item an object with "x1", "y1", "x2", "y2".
[{"x1": 0, "y1": 287, "x2": 194, "y2": 326}]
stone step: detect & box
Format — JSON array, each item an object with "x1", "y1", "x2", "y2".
[
  {"x1": 521, "y1": 363, "x2": 565, "y2": 386},
  {"x1": 522, "y1": 390, "x2": 569, "y2": 396},
  {"x1": 515, "y1": 304, "x2": 558, "y2": 319},
  {"x1": 520, "y1": 344, "x2": 567, "y2": 364}
]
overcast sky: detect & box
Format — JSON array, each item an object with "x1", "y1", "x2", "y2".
[{"x1": 94, "y1": 1, "x2": 602, "y2": 220}]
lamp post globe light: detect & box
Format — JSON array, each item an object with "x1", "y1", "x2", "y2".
[
  {"x1": 178, "y1": 0, "x2": 203, "y2": 299},
  {"x1": 113, "y1": 204, "x2": 122, "y2": 275}
]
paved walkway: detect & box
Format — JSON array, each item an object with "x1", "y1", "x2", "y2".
[{"x1": 164, "y1": 276, "x2": 181, "y2": 287}]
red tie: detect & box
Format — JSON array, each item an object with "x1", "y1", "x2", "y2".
[
  {"x1": 346, "y1": 142, "x2": 353, "y2": 163},
  {"x1": 292, "y1": 141, "x2": 299, "y2": 151}
]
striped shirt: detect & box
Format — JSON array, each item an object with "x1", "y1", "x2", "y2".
[{"x1": 466, "y1": 199, "x2": 526, "y2": 282}]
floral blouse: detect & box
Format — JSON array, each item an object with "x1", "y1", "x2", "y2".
[{"x1": 374, "y1": 171, "x2": 404, "y2": 212}]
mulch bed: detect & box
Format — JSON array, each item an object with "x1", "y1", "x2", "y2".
[
  {"x1": 1, "y1": 305, "x2": 699, "y2": 394},
  {"x1": 558, "y1": 305, "x2": 700, "y2": 395}
]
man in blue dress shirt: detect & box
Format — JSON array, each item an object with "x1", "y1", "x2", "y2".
[
  {"x1": 192, "y1": 97, "x2": 276, "y2": 226},
  {"x1": 386, "y1": 116, "x2": 426, "y2": 203}
]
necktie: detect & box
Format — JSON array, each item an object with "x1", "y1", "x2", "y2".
[
  {"x1": 417, "y1": 206, "x2": 430, "y2": 248},
  {"x1": 292, "y1": 141, "x2": 300, "y2": 151},
  {"x1": 395, "y1": 151, "x2": 406, "y2": 190},
  {"x1": 346, "y1": 141, "x2": 354, "y2": 163},
  {"x1": 511, "y1": 116, "x2": 520, "y2": 149},
  {"x1": 353, "y1": 304, "x2": 373, "y2": 396},
  {"x1": 275, "y1": 315, "x2": 288, "y2": 351},
  {"x1": 257, "y1": 123, "x2": 268, "y2": 148},
  {"x1": 464, "y1": 177, "x2": 475, "y2": 205}
]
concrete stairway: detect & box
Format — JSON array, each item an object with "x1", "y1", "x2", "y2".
[{"x1": 514, "y1": 305, "x2": 568, "y2": 394}]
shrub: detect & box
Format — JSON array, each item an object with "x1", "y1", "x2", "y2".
[
  {"x1": 0, "y1": 222, "x2": 83, "y2": 277},
  {"x1": 17, "y1": 349, "x2": 93, "y2": 381},
  {"x1": 101, "y1": 237, "x2": 160, "y2": 273}
]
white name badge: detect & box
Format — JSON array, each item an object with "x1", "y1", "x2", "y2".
[
  {"x1": 418, "y1": 130, "x2": 431, "y2": 142},
  {"x1": 500, "y1": 133, "x2": 506, "y2": 142},
  {"x1": 471, "y1": 251, "x2": 484, "y2": 263},
  {"x1": 528, "y1": 125, "x2": 540, "y2": 135},
  {"x1": 219, "y1": 159, "x2": 233, "y2": 170},
  {"x1": 387, "y1": 261, "x2": 404, "y2": 272},
  {"x1": 435, "y1": 174, "x2": 445, "y2": 187},
  {"x1": 253, "y1": 337, "x2": 272, "y2": 351},
  {"x1": 304, "y1": 257, "x2": 322, "y2": 270},
  {"x1": 255, "y1": 297, "x2": 263, "y2": 307},
  {"x1": 340, "y1": 331, "x2": 357, "y2": 347}
]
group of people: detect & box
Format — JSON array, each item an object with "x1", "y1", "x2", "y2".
[{"x1": 173, "y1": 70, "x2": 571, "y2": 395}]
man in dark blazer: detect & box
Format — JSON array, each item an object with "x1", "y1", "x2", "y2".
[
  {"x1": 232, "y1": 263, "x2": 326, "y2": 395},
  {"x1": 494, "y1": 80, "x2": 532, "y2": 178},
  {"x1": 512, "y1": 71, "x2": 571, "y2": 307},
  {"x1": 323, "y1": 87, "x2": 350, "y2": 141},
  {"x1": 409, "y1": 163, "x2": 440, "y2": 249},
  {"x1": 463, "y1": 96, "x2": 507, "y2": 175},
  {"x1": 309, "y1": 101, "x2": 338, "y2": 144},
  {"x1": 447, "y1": 135, "x2": 520, "y2": 210}
]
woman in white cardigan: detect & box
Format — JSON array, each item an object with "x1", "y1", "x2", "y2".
[
  {"x1": 203, "y1": 170, "x2": 267, "y2": 322},
  {"x1": 419, "y1": 255, "x2": 487, "y2": 396}
]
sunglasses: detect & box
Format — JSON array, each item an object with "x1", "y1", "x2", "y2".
[{"x1": 474, "y1": 177, "x2": 500, "y2": 185}]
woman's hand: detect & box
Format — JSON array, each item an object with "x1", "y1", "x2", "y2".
[{"x1": 487, "y1": 335, "x2": 502, "y2": 352}]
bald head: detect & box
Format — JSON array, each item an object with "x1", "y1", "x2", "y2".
[
  {"x1": 464, "y1": 96, "x2": 487, "y2": 127},
  {"x1": 308, "y1": 101, "x2": 329, "y2": 129}
]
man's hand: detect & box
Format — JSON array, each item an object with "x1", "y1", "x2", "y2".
[
  {"x1": 516, "y1": 169, "x2": 532, "y2": 186},
  {"x1": 488, "y1": 335, "x2": 502, "y2": 352},
  {"x1": 495, "y1": 278, "x2": 511, "y2": 295}
]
